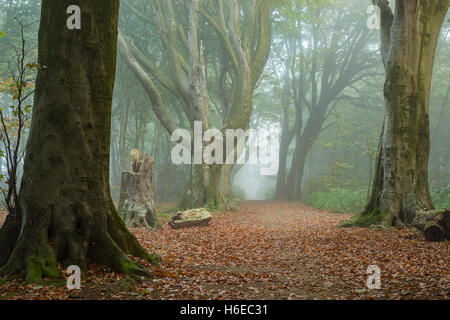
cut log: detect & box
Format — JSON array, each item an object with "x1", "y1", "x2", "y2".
[
  {"x1": 424, "y1": 223, "x2": 446, "y2": 242},
  {"x1": 169, "y1": 208, "x2": 212, "y2": 229},
  {"x1": 412, "y1": 209, "x2": 449, "y2": 241},
  {"x1": 118, "y1": 152, "x2": 161, "y2": 229}
]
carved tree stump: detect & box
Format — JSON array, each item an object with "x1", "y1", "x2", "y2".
[{"x1": 118, "y1": 152, "x2": 161, "y2": 229}]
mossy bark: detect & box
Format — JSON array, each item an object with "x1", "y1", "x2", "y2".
[
  {"x1": 0, "y1": 0, "x2": 159, "y2": 283},
  {"x1": 179, "y1": 163, "x2": 223, "y2": 210},
  {"x1": 220, "y1": 164, "x2": 233, "y2": 198},
  {"x1": 348, "y1": 0, "x2": 449, "y2": 228}
]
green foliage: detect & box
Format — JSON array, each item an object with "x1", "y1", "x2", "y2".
[
  {"x1": 339, "y1": 209, "x2": 385, "y2": 228},
  {"x1": 432, "y1": 186, "x2": 450, "y2": 210},
  {"x1": 305, "y1": 188, "x2": 366, "y2": 213}
]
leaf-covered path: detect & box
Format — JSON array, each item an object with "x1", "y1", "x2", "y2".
[{"x1": 0, "y1": 202, "x2": 448, "y2": 300}]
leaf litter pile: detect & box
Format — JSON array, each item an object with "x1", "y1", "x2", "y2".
[{"x1": 0, "y1": 201, "x2": 448, "y2": 300}]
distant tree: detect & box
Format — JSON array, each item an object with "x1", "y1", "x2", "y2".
[{"x1": 274, "y1": 1, "x2": 379, "y2": 201}]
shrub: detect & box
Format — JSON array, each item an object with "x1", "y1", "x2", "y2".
[
  {"x1": 305, "y1": 188, "x2": 366, "y2": 213},
  {"x1": 432, "y1": 186, "x2": 450, "y2": 210}
]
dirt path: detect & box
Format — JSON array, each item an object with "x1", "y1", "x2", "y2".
[
  {"x1": 0, "y1": 202, "x2": 448, "y2": 300},
  {"x1": 132, "y1": 201, "x2": 449, "y2": 300}
]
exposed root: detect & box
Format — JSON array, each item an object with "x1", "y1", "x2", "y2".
[
  {"x1": 0, "y1": 208, "x2": 161, "y2": 283},
  {"x1": 340, "y1": 208, "x2": 387, "y2": 228},
  {"x1": 0, "y1": 242, "x2": 60, "y2": 284}
]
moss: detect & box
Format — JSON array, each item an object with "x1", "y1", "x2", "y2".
[
  {"x1": 120, "y1": 258, "x2": 153, "y2": 279},
  {"x1": 146, "y1": 253, "x2": 162, "y2": 266},
  {"x1": 424, "y1": 221, "x2": 437, "y2": 229},
  {"x1": 340, "y1": 208, "x2": 386, "y2": 228},
  {"x1": 25, "y1": 254, "x2": 60, "y2": 284},
  {"x1": 25, "y1": 258, "x2": 45, "y2": 284}
]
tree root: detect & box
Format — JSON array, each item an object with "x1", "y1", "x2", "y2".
[{"x1": 0, "y1": 207, "x2": 161, "y2": 283}]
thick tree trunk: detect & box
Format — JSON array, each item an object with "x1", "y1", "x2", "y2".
[
  {"x1": 207, "y1": 164, "x2": 222, "y2": 207},
  {"x1": 220, "y1": 164, "x2": 233, "y2": 198},
  {"x1": 0, "y1": 0, "x2": 159, "y2": 283},
  {"x1": 118, "y1": 152, "x2": 161, "y2": 229},
  {"x1": 351, "y1": 0, "x2": 449, "y2": 227},
  {"x1": 179, "y1": 163, "x2": 223, "y2": 210}
]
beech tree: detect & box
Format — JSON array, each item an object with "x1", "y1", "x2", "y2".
[
  {"x1": 0, "y1": 0, "x2": 159, "y2": 283},
  {"x1": 118, "y1": 0, "x2": 272, "y2": 209},
  {"x1": 347, "y1": 0, "x2": 450, "y2": 227},
  {"x1": 274, "y1": 1, "x2": 379, "y2": 201}
]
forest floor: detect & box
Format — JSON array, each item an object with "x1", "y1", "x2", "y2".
[{"x1": 0, "y1": 201, "x2": 448, "y2": 300}]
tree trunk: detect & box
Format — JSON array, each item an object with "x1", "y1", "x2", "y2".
[
  {"x1": 119, "y1": 92, "x2": 130, "y2": 173},
  {"x1": 220, "y1": 164, "x2": 233, "y2": 198},
  {"x1": 0, "y1": 0, "x2": 159, "y2": 283},
  {"x1": 118, "y1": 152, "x2": 161, "y2": 229},
  {"x1": 352, "y1": 0, "x2": 449, "y2": 227},
  {"x1": 274, "y1": 133, "x2": 291, "y2": 200},
  {"x1": 285, "y1": 117, "x2": 322, "y2": 201},
  {"x1": 274, "y1": 76, "x2": 296, "y2": 200},
  {"x1": 179, "y1": 163, "x2": 223, "y2": 210}
]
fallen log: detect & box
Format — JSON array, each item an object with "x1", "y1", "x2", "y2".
[
  {"x1": 169, "y1": 208, "x2": 211, "y2": 229},
  {"x1": 412, "y1": 209, "x2": 449, "y2": 242}
]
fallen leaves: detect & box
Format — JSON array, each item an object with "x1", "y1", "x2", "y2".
[{"x1": 0, "y1": 202, "x2": 448, "y2": 300}]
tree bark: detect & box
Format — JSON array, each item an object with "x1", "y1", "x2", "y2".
[
  {"x1": 285, "y1": 116, "x2": 322, "y2": 201},
  {"x1": 0, "y1": 0, "x2": 159, "y2": 283},
  {"x1": 356, "y1": 0, "x2": 449, "y2": 227},
  {"x1": 220, "y1": 164, "x2": 233, "y2": 198}
]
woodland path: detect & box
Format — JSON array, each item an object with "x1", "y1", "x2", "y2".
[{"x1": 0, "y1": 202, "x2": 448, "y2": 300}]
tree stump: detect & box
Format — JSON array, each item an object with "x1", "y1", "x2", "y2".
[
  {"x1": 412, "y1": 209, "x2": 449, "y2": 242},
  {"x1": 169, "y1": 208, "x2": 212, "y2": 229},
  {"x1": 118, "y1": 151, "x2": 161, "y2": 229}
]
